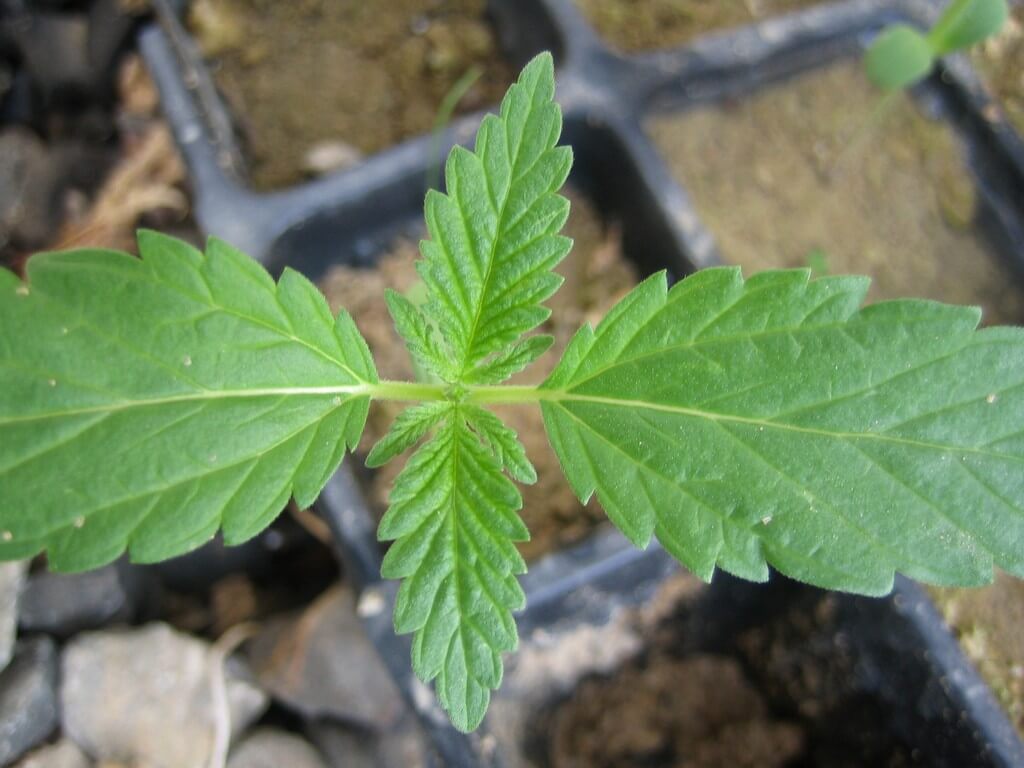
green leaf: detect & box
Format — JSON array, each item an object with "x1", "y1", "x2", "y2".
[
  {"x1": 463, "y1": 334, "x2": 554, "y2": 385},
  {"x1": 366, "y1": 401, "x2": 450, "y2": 467},
  {"x1": 384, "y1": 289, "x2": 453, "y2": 382},
  {"x1": 865, "y1": 24, "x2": 935, "y2": 90},
  {"x1": 927, "y1": 0, "x2": 1009, "y2": 55},
  {"x1": 463, "y1": 404, "x2": 537, "y2": 484},
  {"x1": 416, "y1": 51, "x2": 572, "y2": 383},
  {"x1": 541, "y1": 267, "x2": 1024, "y2": 595},
  {"x1": 378, "y1": 405, "x2": 528, "y2": 732},
  {"x1": 376, "y1": 52, "x2": 570, "y2": 731},
  {"x1": 0, "y1": 231, "x2": 376, "y2": 570}
]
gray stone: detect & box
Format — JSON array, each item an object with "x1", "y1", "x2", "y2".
[
  {"x1": 227, "y1": 728, "x2": 327, "y2": 768},
  {"x1": 0, "y1": 638, "x2": 59, "y2": 765},
  {"x1": 19, "y1": 560, "x2": 147, "y2": 637},
  {"x1": 0, "y1": 128, "x2": 62, "y2": 250},
  {"x1": 248, "y1": 586, "x2": 402, "y2": 728},
  {"x1": 61, "y1": 623, "x2": 267, "y2": 768},
  {"x1": 302, "y1": 141, "x2": 362, "y2": 177},
  {"x1": 0, "y1": 560, "x2": 27, "y2": 671},
  {"x1": 10, "y1": 14, "x2": 93, "y2": 96},
  {"x1": 307, "y1": 714, "x2": 427, "y2": 768},
  {"x1": 306, "y1": 722, "x2": 377, "y2": 768},
  {"x1": 14, "y1": 738, "x2": 92, "y2": 768}
]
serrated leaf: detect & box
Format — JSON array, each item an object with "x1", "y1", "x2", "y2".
[
  {"x1": 541, "y1": 267, "x2": 1024, "y2": 595},
  {"x1": 366, "y1": 401, "x2": 450, "y2": 467},
  {"x1": 416, "y1": 51, "x2": 572, "y2": 383},
  {"x1": 378, "y1": 406, "x2": 528, "y2": 732},
  {"x1": 464, "y1": 334, "x2": 554, "y2": 385},
  {"x1": 865, "y1": 24, "x2": 935, "y2": 90},
  {"x1": 928, "y1": 0, "x2": 1008, "y2": 55},
  {"x1": 385, "y1": 288, "x2": 454, "y2": 382},
  {"x1": 0, "y1": 231, "x2": 376, "y2": 570},
  {"x1": 463, "y1": 404, "x2": 537, "y2": 484}
]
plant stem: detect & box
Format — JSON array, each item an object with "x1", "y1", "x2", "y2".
[
  {"x1": 824, "y1": 89, "x2": 900, "y2": 181},
  {"x1": 427, "y1": 65, "x2": 484, "y2": 192},
  {"x1": 369, "y1": 380, "x2": 449, "y2": 401},
  {"x1": 367, "y1": 380, "x2": 550, "y2": 405},
  {"x1": 464, "y1": 384, "x2": 551, "y2": 404}
]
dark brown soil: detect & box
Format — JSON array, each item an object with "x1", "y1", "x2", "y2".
[
  {"x1": 973, "y1": 6, "x2": 1024, "y2": 137},
  {"x1": 647, "y1": 59, "x2": 1024, "y2": 326},
  {"x1": 189, "y1": 0, "x2": 514, "y2": 190},
  {"x1": 733, "y1": 596, "x2": 921, "y2": 768},
  {"x1": 546, "y1": 588, "x2": 922, "y2": 768},
  {"x1": 549, "y1": 653, "x2": 804, "y2": 768},
  {"x1": 319, "y1": 189, "x2": 637, "y2": 560},
  {"x1": 574, "y1": 0, "x2": 824, "y2": 53}
]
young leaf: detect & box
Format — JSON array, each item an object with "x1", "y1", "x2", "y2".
[
  {"x1": 0, "y1": 232, "x2": 376, "y2": 570},
  {"x1": 541, "y1": 268, "x2": 1024, "y2": 595},
  {"x1": 375, "y1": 51, "x2": 570, "y2": 731},
  {"x1": 927, "y1": 0, "x2": 1009, "y2": 55},
  {"x1": 463, "y1": 404, "x2": 537, "y2": 484},
  {"x1": 463, "y1": 334, "x2": 554, "y2": 385},
  {"x1": 366, "y1": 400, "x2": 450, "y2": 467},
  {"x1": 384, "y1": 289, "x2": 454, "y2": 382},
  {"x1": 865, "y1": 24, "x2": 935, "y2": 90},
  {"x1": 416, "y1": 51, "x2": 572, "y2": 383},
  {"x1": 864, "y1": 0, "x2": 1008, "y2": 91},
  {"x1": 378, "y1": 406, "x2": 528, "y2": 732}
]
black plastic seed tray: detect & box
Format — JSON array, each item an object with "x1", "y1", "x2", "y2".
[
  {"x1": 491, "y1": 529, "x2": 1024, "y2": 768},
  {"x1": 139, "y1": 0, "x2": 1024, "y2": 765}
]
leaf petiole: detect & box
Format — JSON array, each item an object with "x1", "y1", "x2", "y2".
[
  {"x1": 463, "y1": 384, "x2": 549, "y2": 405},
  {"x1": 367, "y1": 381, "x2": 548, "y2": 405},
  {"x1": 367, "y1": 380, "x2": 449, "y2": 402}
]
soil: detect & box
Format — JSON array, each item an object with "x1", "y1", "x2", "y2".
[
  {"x1": 646, "y1": 59, "x2": 1024, "y2": 326},
  {"x1": 546, "y1": 588, "x2": 921, "y2": 768},
  {"x1": 930, "y1": 574, "x2": 1024, "y2": 738},
  {"x1": 189, "y1": 0, "x2": 515, "y2": 190},
  {"x1": 732, "y1": 594, "x2": 922, "y2": 768},
  {"x1": 973, "y1": 5, "x2": 1024, "y2": 137},
  {"x1": 574, "y1": 0, "x2": 824, "y2": 54},
  {"x1": 550, "y1": 654, "x2": 804, "y2": 768},
  {"x1": 319, "y1": 189, "x2": 638, "y2": 560}
]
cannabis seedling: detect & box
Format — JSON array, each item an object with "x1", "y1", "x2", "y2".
[
  {"x1": 828, "y1": 0, "x2": 1009, "y2": 177},
  {"x1": 865, "y1": 0, "x2": 1008, "y2": 89},
  {"x1": 2, "y1": 54, "x2": 1023, "y2": 732}
]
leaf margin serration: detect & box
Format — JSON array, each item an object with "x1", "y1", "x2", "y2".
[
  {"x1": 0, "y1": 230, "x2": 377, "y2": 571},
  {"x1": 540, "y1": 265, "x2": 1024, "y2": 596}
]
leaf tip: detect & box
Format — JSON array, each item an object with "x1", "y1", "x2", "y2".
[{"x1": 524, "y1": 50, "x2": 555, "y2": 79}]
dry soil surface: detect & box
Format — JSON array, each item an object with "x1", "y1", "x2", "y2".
[
  {"x1": 575, "y1": 0, "x2": 824, "y2": 53},
  {"x1": 647, "y1": 59, "x2": 1024, "y2": 325},
  {"x1": 190, "y1": 0, "x2": 513, "y2": 189}
]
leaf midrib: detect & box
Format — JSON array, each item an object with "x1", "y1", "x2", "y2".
[
  {"x1": 544, "y1": 392, "x2": 1024, "y2": 464},
  {"x1": 0, "y1": 385, "x2": 369, "y2": 426},
  {"x1": 553, "y1": 401, "x2": 917, "y2": 583},
  {"x1": 13, "y1": 397, "x2": 355, "y2": 540},
  {"x1": 546, "y1": 310, "x2": 977, "y2": 395},
  {"x1": 457, "y1": 74, "x2": 541, "y2": 378},
  {"x1": 444, "y1": 415, "x2": 476, "y2": 711}
]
